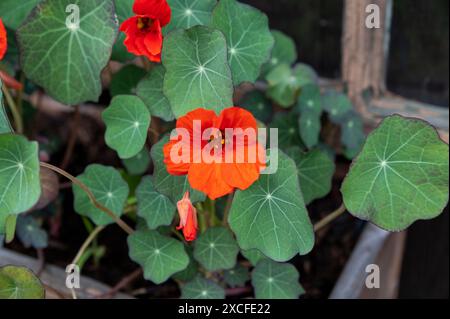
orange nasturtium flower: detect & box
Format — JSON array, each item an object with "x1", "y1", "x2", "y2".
[
  {"x1": 0, "y1": 19, "x2": 6, "y2": 60},
  {"x1": 176, "y1": 191, "x2": 198, "y2": 241},
  {"x1": 163, "y1": 107, "x2": 266, "y2": 200},
  {"x1": 0, "y1": 18, "x2": 22, "y2": 91},
  {"x1": 119, "y1": 0, "x2": 171, "y2": 62}
]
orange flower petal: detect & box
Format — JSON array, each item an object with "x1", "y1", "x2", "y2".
[
  {"x1": 188, "y1": 162, "x2": 234, "y2": 200},
  {"x1": 163, "y1": 139, "x2": 191, "y2": 175}
]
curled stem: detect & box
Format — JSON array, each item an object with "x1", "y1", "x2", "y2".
[
  {"x1": 40, "y1": 162, "x2": 135, "y2": 235},
  {"x1": 313, "y1": 203, "x2": 347, "y2": 232}
]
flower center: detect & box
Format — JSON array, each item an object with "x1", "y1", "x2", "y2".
[{"x1": 137, "y1": 17, "x2": 153, "y2": 31}]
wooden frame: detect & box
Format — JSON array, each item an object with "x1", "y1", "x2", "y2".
[{"x1": 341, "y1": 0, "x2": 449, "y2": 142}]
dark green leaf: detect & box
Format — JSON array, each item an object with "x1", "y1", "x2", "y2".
[
  {"x1": 210, "y1": 0, "x2": 274, "y2": 85},
  {"x1": 261, "y1": 30, "x2": 297, "y2": 76},
  {"x1": 121, "y1": 147, "x2": 151, "y2": 176},
  {"x1": 165, "y1": 0, "x2": 217, "y2": 34},
  {"x1": 0, "y1": 0, "x2": 40, "y2": 29},
  {"x1": 16, "y1": 215, "x2": 48, "y2": 249},
  {"x1": 342, "y1": 115, "x2": 449, "y2": 231},
  {"x1": 224, "y1": 264, "x2": 250, "y2": 288},
  {"x1": 193, "y1": 227, "x2": 239, "y2": 271},
  {"x1": 251, "y1": 259, "x2": 304, "y2": 299},
  {"x1": 240, "y1": 91, "x2": 273, "y2": 123},
  {"x1": 136, "y1": 65, "x2": 175, "y2": 122},
  {"x1": 162, "y1": 25, "x2": 233, "y2": 118},
  {"x1": 181, "y1": 275, "x2": 225, "y2": 299},
  {"x1": 128, "y1": 230, "x2": 189, "y2": 284},
  {"x1": 73, "y1": 164, "x2": 129, "y2": 225},
  {"x1": 229, "y1": 150, "x2": 315, "y2": 261},
  {"x1": 17, "y1": 0, "x2": 118, "y2": 105},
  {"x1": 136, "y1": 176, "x2": 176, "y2": 229},
  {"x1": 110, "y1": 65, "x2": 146, "y2": 97},
  {"x1": 0, "y1": 134, "x2": 41, "y2": 216},
  {"x1": 102, "y1": 95, "x2": 151, "y2": 159},
  {"x1": 286, "y1": 147, "x2": 335, "y2": 205}
]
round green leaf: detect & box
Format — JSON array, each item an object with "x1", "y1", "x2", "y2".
[
  {"x1": 270, "y1": 113, "x2": 303, "y2": 150},
  {"x1": 151, "y1": 135, "x2": 205, "y2": 203},
  {"x1": 136, "y1": 176, "x2": 176, "y2": 230},
  {"x1": 241, "y1": 249, "x2": 268, "y2": 267},
  {"x1": 193, "y1": 227, "x2": 239, "y2": 271},
  {"x1": 0, "y1": 265, "x2": 45, "y2": 299},
  {"x1": 121, "y1": 147, "x2": 151, "y2": 176},
  {"x1": 251, "y1": 259, "x2": 304, "y2": 299},
  {"x1": 298, "y1": 111, "x2": 321, "y2": 149},
  {"x1": 165, "y1": 0, "x2": 217, "y2": 34},
  {"x1": 17, "y1": 0, "x2": 118, "y2": 105},
  {"x1": 0, "y1": 0, "x2": 40, "y2": 30},
  {"x1": 262, "y1": 30, "x2": 297, "y2": 76},
  {"x1": 102, "y1": 95, "x2": 151, "y2": 159},
  {"x1": 240, "y1": 91, "x2": 273, "y2": 123},
  {"x1": 266, "y1": 64, "x2": 317, "y2": 107},
  {"x1": 322, "y1": 91, "x2": 353, "y2": 122},
  {"x1": 16, "y1": 215, "x2": 48, "y2": 249},
  {"x1": 162, "y1": 25, "x2": 233, "y2": 118},
  {"x1": 210, "y1": 0, "x2": 274, "y2": 85},
  {"x1": 128, "y1": 230, "x2": 189, "y2": 284},
  {"x1": 181, "y1": 275, "x2": 225, "y2": 299},
  {"x1": 286, "y1": 147, "x2": 335, "y2": 205},
  {"x1": 112, "y1": 0, "x2": 135, "y2": 62},
  {"x1": 229, "y1": 150, "x2": 315, "y2": 262},
  {"x1": 0, "y1": 134, "x2": 41, "y2": 216},
  {"x1": 224, "y1": 264, "x2": 250, "y2": 288},
  {"x1": 297, "y1": 84, "x2": 322, "y2": 116},
  {"x1": 73, "y1": 164, "x2": 129, "y2": 225},
  {"x1": 339, "y1": 111, "x2": 366, "y2": 152},
  {"x1": 0, "y1": 81, "x2": 12, "y2": 134},
  {"x1": 136, "y1": 65, "x2": 175, "y2": 122},
  {"x1": 342, "y1": 115, "x2": 449, "y2": 231},
  {"x1": 172, "y1": 247, "x2": 199, "y2": 282},
  {"x1": 110, "y1": 65, "x2": 146, "y2": 97}
]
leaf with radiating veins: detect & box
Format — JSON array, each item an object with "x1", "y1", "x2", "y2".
[
  {"x1": 128, "y1": 230, "x2": 189, "y2": 284},
  {"x1": 342, "y1": 115, "x2": 449, "y2": 231},
  {"x1": 229, "y1": 150, "x2": 314, "y2": 262},
  {"x1": 0, "y1": 265, "x2": 45, "y2": 299},
  {"x1": 165, "y1": 0, "x2": 217, "y2": 34},
  {"x1": 162, "y1": 25, "x2": 233, "y2": 118},
  {"x1": 102, "y1": 95, "x2": 150, "y2": 159},
  {"x1": 210, "y1": 0, "x2": 274, "y2": 85},
  {"x1": 181, "y1": 275, "x2": 225, "y2": 299},
  {"x1": 252, "y1": 259, "x2": 304, "y2": 299},
  {"x1": 0, "y1": 134, "x2": 41, "y2": 216},
  {"x1": 17, "y1": 0, "x2": 118, "y2": 105}
]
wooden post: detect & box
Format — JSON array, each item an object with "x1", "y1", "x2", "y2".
[{"x1": 341, "y1": 0, "x2": 393, "y2": 116}]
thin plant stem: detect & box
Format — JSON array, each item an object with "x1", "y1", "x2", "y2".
[
  {"x1": 313, "y1": 204, "x2": 347, "y2": 232},
  {"x1": 71, "y1": 225, "x2": 105, "y2": 266},
  {"x1": 2, "y1": 85, "x2": 23, "y2": 134},
  {"x1": 40, "y1": 162, "x2": 135, "y2": 235}
]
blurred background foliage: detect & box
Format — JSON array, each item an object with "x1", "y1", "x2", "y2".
[{"x1": 242, "y1": 0, "x2": 449, "y2": 107}]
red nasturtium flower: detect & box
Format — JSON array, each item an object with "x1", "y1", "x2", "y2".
[
  {"x1": 0, "y1": 18, "x2": 22, "y2": 91},
  {"x1": 0, "y1": 19, "x2": 7, "y2": 60},
  {"x1": 163, "y1": 107, "x2": 266, "y2": 200},
  {"x1": 176, "y1": 191, "x2": 198, "y2": 241},
  {"x1": 119, "y1": 0, "x2": 171, "y2": 62}
]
